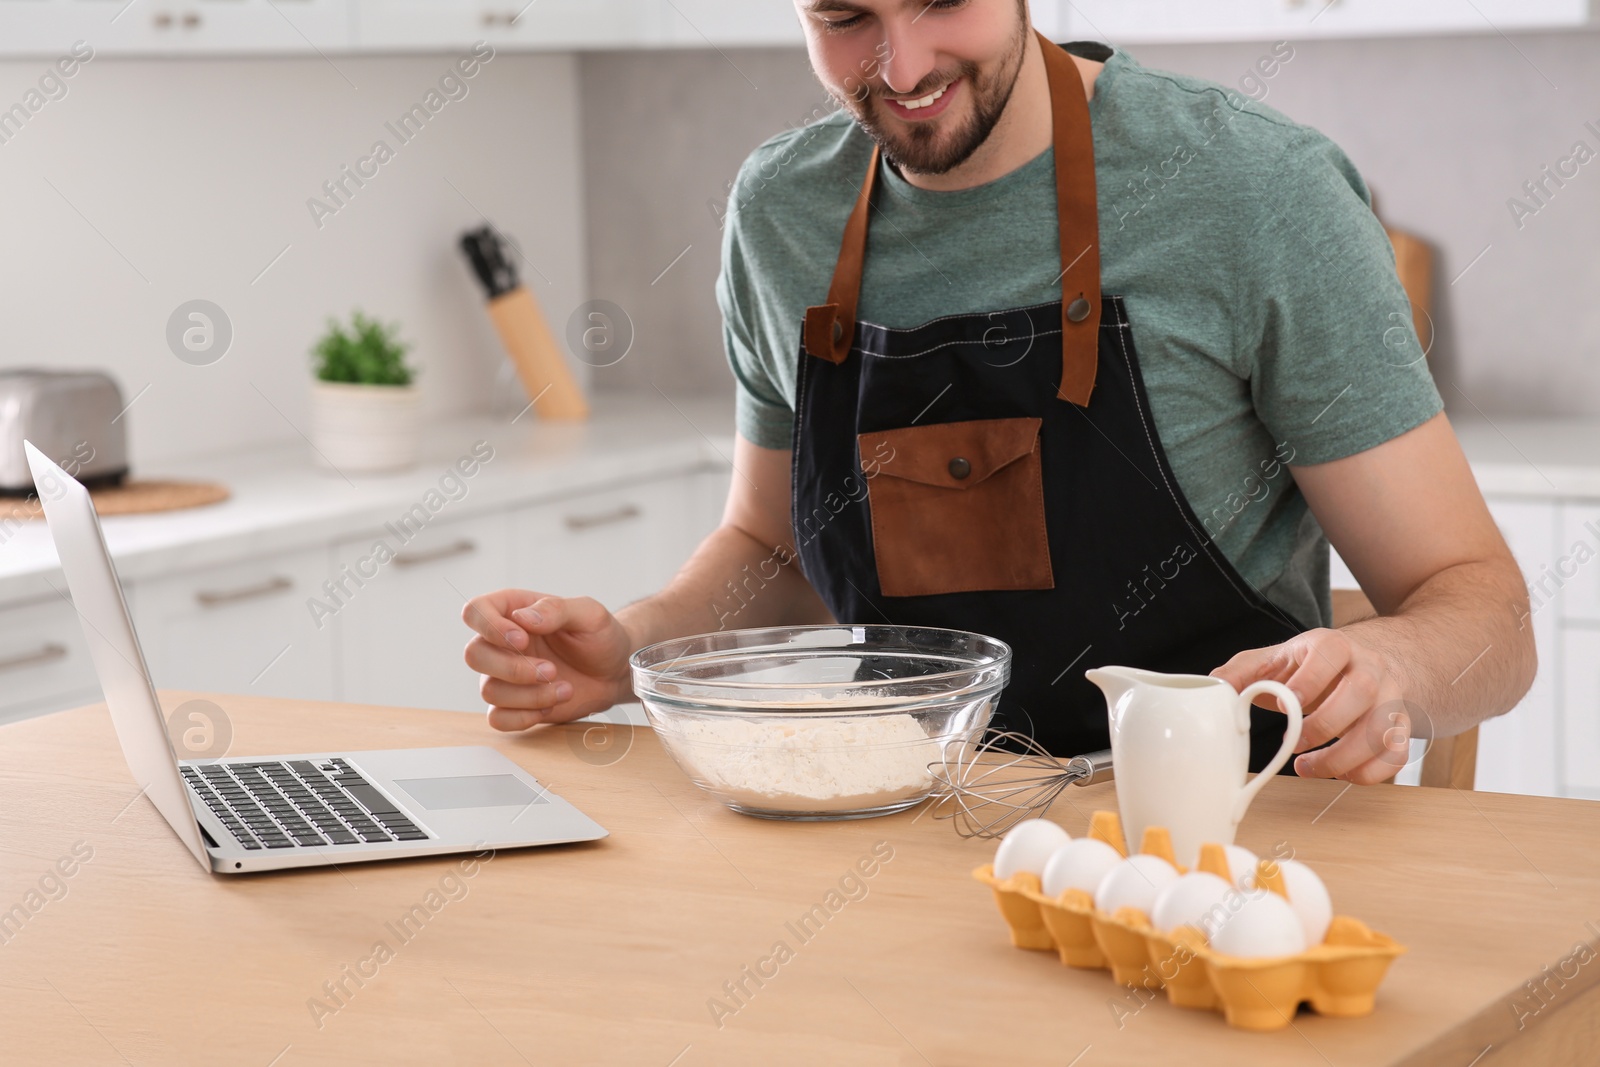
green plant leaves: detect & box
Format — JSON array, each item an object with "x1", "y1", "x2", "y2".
[{"x1": 312, "y1": 311, "x2": 414, "y2": 386}]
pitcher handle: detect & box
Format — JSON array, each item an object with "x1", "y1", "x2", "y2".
[{"x1": 1233, "y1": 680, "x2": 1304, "y2": 821}]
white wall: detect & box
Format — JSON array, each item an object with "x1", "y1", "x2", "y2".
[{"x1": 0, "y1": 49, "x2": 587, "y2": 467}]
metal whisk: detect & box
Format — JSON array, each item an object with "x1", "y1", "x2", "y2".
[{"x1": 928, "y1": 730, "x2": 1114, "y2": 839}]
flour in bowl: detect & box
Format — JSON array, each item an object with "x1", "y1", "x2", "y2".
[{"x1": 661, "y1": 714, "x2": 938, "y2": 813}]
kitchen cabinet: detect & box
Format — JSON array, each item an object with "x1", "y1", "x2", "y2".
[
  {"x1": 1561, "y1": 628, "x2": 1600, "y2": 796},
  {"x1": 504, "y1": 465, "x2": 729, "y2": 730},
  {"x1": 0, "y1": 1, "x2": 103, "y2": 55},
  {"x1": 1062, "y1": 0, "x2": 1271, "y2": 45},
  {"x1": 1556, "y1": 503, "x2": 1600, "y2": 797},
  {"x1": 130, "y1": 546, "x2": 338, "y2": 704},
  {"x1": 1473, "y1": 498, "x2": 1561, "y2": 797},
  {"x1": 0, "y1": 398, "x2": 736, "y2": 722},
  {"x1": 0, "y1": 593, "x2": 98, "y2": 725},
  {"x1": 333, "y1": 510, "x2": 512, "y2": 713},
  {"x1": 351, "y1": 0, "x2": 661, "y2": 51},
  {"x1": 687, "y1": 464, "x2": 732, "y2": 553},
  {"x1": 335, "y1": 471, "x2": 724, "y2": 714},
  {"x1": 658, "y1": 0, "x2": 801, "y2": 47},
  {"x1": 120, "y1": 0, "x2": 351, "y2": 55},
  {"x1": 1262, "y1": 0, "x2": 1590, "y2": 39},
  {"x1": 1056, "y1": 0, "x2": 1592, "y2": 43},
  {"x1": 1027, "y1": 0, "x2": 1071, "y2": 39},
  {"x1": 0, "y1": 0, "x2": 351, "y2": 57},
  {"x1": 353, "y1": 0, "x2": 796, "y2": 51},
  {"x1": 508, "y1": 478, "x2": 691, "y2": 616},
  {"x1": 1556, "y1": 503, "x2": 1600, "y2": 621},
  {"x1": 9, "y1": 0, "x2": 1589, "y2": 56},
  {"x1": 1330, "y1": 496, "x2": 1565, "y2": 796}
]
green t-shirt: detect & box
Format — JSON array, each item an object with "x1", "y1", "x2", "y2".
[{"x1": 715, "y1": 45, "x2": 1442, "y2": 630}]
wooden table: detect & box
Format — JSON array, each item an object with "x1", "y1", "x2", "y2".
[{"x1": 2, "y1": 693, "x2": 1598, "y2": 1066}]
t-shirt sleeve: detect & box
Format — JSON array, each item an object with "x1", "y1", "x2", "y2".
[
  {"x1": 1237, "y1": 129, "x2": 1444, "y2": 466},
  {"x1": 716, "y1": 156, "x2": 796, "y2": 451}
]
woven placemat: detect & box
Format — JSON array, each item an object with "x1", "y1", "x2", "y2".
[{"x1": 0, "y1": 480, "x2": 230, "y2": 520}]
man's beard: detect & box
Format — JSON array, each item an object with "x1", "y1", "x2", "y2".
[{"x1": 837, "y1": 25, "x2": 1029, "y2": 176}]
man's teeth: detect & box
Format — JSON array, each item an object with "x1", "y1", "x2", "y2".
[{"x1": 898, "y1": 85, "x2": 947, "y2": 111}]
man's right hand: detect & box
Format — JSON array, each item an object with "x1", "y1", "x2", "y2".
[
  {"x1": 461, "y1": 589, "x2": 635, "y2": 731},
  {"x1": 461, "y1": 435, "x2": 833, "y2": 732}
]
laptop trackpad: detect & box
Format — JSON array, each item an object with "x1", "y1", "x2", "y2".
[{"x1": 393, "y1": 774, "x2": 545, "y2": 811}]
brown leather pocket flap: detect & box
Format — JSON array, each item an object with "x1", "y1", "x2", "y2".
[{"x1": 860, "y1": 417, "x2": 1042, "y2": 490}]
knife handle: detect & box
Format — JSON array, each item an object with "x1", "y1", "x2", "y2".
[
  {"x1": 460, "y1": 226, "x2": 518, "y2": 299},
  {"x1": 486, "y1": 286, "x2": 589, "y2": 421}
]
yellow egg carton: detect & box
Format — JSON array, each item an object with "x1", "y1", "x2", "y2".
[{"x1": 972, "y1": 810, "x2": 1405, "y2": 1031}]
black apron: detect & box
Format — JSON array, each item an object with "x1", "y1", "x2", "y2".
[{"x1": 791, "y1": 34, "x2": 1308, "y2": 773}]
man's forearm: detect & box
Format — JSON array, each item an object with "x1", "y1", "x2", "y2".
[
  {"x1": 1342, "y1": 556, "x2": 1536, "y2": 738},
  {"x1": 614, "y1": 523, "x2": 832, "y2": 654}
]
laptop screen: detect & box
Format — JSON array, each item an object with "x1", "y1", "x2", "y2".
[{"x1": 24, "y1": 442, "x2": 210, "y2": 870}]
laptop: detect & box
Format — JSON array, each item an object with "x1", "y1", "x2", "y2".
[{"x1": 24, "y1": 441, "x2": 607, "y2": 874}]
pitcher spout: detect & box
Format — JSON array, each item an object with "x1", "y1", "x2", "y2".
[
  {"x1": 1085, "y1": 665, "x2": 1143, "y2": 709},
  {"x1": 1087, "y1": 665, "x2": 1230, "y2": 710}
]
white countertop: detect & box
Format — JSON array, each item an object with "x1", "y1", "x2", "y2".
[
  {"x1": 0, "y1": 391, "x2": 736, "y2": 606},
  {"x1": 1, "y1": 396, "x2": 1594, "y2": 608}
]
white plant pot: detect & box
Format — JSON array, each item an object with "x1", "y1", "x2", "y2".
[{"x1": 310, "y1": 381, "x2": 420, "y2": 474}]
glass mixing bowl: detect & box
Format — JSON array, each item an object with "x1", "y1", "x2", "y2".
[{"x1": 629, "y1": 625, "x2": 1011, "y2": 820}]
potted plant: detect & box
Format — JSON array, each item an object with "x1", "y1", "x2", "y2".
[{"x1": 309, "y1": 311, "x2": 419, "y2": 473}]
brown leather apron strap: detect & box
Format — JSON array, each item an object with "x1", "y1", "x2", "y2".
[
  {"x1": 803, "y1": 144, "x2": 881, "y2": 365},
  {"x1": 802, "y1": 30, "x2": 1103, "y2": 405},
  {"x1": 1038, "y1": 30, "x2": 1102, "y2": 406}
]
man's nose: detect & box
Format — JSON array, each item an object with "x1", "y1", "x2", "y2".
[{"x1": 877, "y1": 25, "x2": 936, "y2": 95}]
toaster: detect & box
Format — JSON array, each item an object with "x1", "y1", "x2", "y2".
[{"x1": 0, "y1": 369, "x2": 129, "y2": 495}]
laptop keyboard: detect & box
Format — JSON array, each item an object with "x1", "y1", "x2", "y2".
[{"x1": 180, "y1": 758, "x2": 429, "y2": 851}]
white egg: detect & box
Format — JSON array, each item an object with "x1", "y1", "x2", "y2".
[
  {"x1": 993, "y1": 819, "x2": 1071, "y2": 880},
  {"x1": 1093, "y1": 854, "x2": 1180, "y2": 916},
  {"x1": 1222, "y1": 845, "x2": 1259, "y2": 889},
  {"x1": 1150, "y1": 871, "x2": 1237, "y2": 937},
  {"x1": 1210, "y1": 890, "x2": 1308, "y2": 959},
  {"x1": 1251, "y1": 858, "x2": 1333, "y2": 946},
  {"x1": 1041, "y1": 837, "x2": 1124, "y2": 899}
]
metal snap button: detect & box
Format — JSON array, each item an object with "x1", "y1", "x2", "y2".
[
  {"x1": 948, "y1": 456, "x2": 971, "y2": 480},
  {"x1": 832, "y1": 320, "x2": 844, "y2": 343},
  {"x1": 1067, "y1": 297, "x2": 1092, "y2": 323}
]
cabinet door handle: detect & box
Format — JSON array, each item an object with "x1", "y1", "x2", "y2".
[
  {"x1": 0, "y1": 643, "x2": 68, "y2": 674},
  {"x1": 565, "y1": 504, "x2": 641, "y2": 531},
  {"x1": 195, "y1": 575, "x2": 293, "y2": 608},
  {"x1": 393, "y1": 539, "x2": 478, "y2": 568}
]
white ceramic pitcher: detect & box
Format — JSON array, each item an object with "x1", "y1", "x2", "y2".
[{"x1": 1087, "y1": 666, "x2": 1303, "y2": 869}]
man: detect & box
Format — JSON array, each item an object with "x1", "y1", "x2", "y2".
[{"x1": 463, "y1": 0, "x2": 1534, "y2": 785}]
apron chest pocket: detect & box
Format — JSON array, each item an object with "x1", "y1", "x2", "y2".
[{"x1": 858, "y1": 416, "x2": 1054, "y2": 598}]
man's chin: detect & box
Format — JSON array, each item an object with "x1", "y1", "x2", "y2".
[
  {"x1": 859, "y1": 82, "x2": 1011, "y2": 175},
  {"x1": 881, "y1": 128, "x2": 986, "y2": 177},
  {"x1": 859, "y1": 113, "x2": 961, "y2": 175}
]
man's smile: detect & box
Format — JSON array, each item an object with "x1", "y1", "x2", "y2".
[{"x1": 881, "y1": 77, "x2": 962, "y2": 121}]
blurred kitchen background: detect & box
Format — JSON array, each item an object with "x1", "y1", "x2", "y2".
[
  {"x1": 2, "y1": 2, "x2": 1598, "y2": 799},
  {"x1": 2, "y1": 3, "x2": 1597, "y2": 461}
]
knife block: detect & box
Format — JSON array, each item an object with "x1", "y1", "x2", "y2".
[{"x1": 486, "y1": 287, "x2": 589, "y2": 421}]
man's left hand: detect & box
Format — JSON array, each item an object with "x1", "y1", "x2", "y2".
[{"x1": 1212, "y1": 627, "x2": 1416, "y2": 784}]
